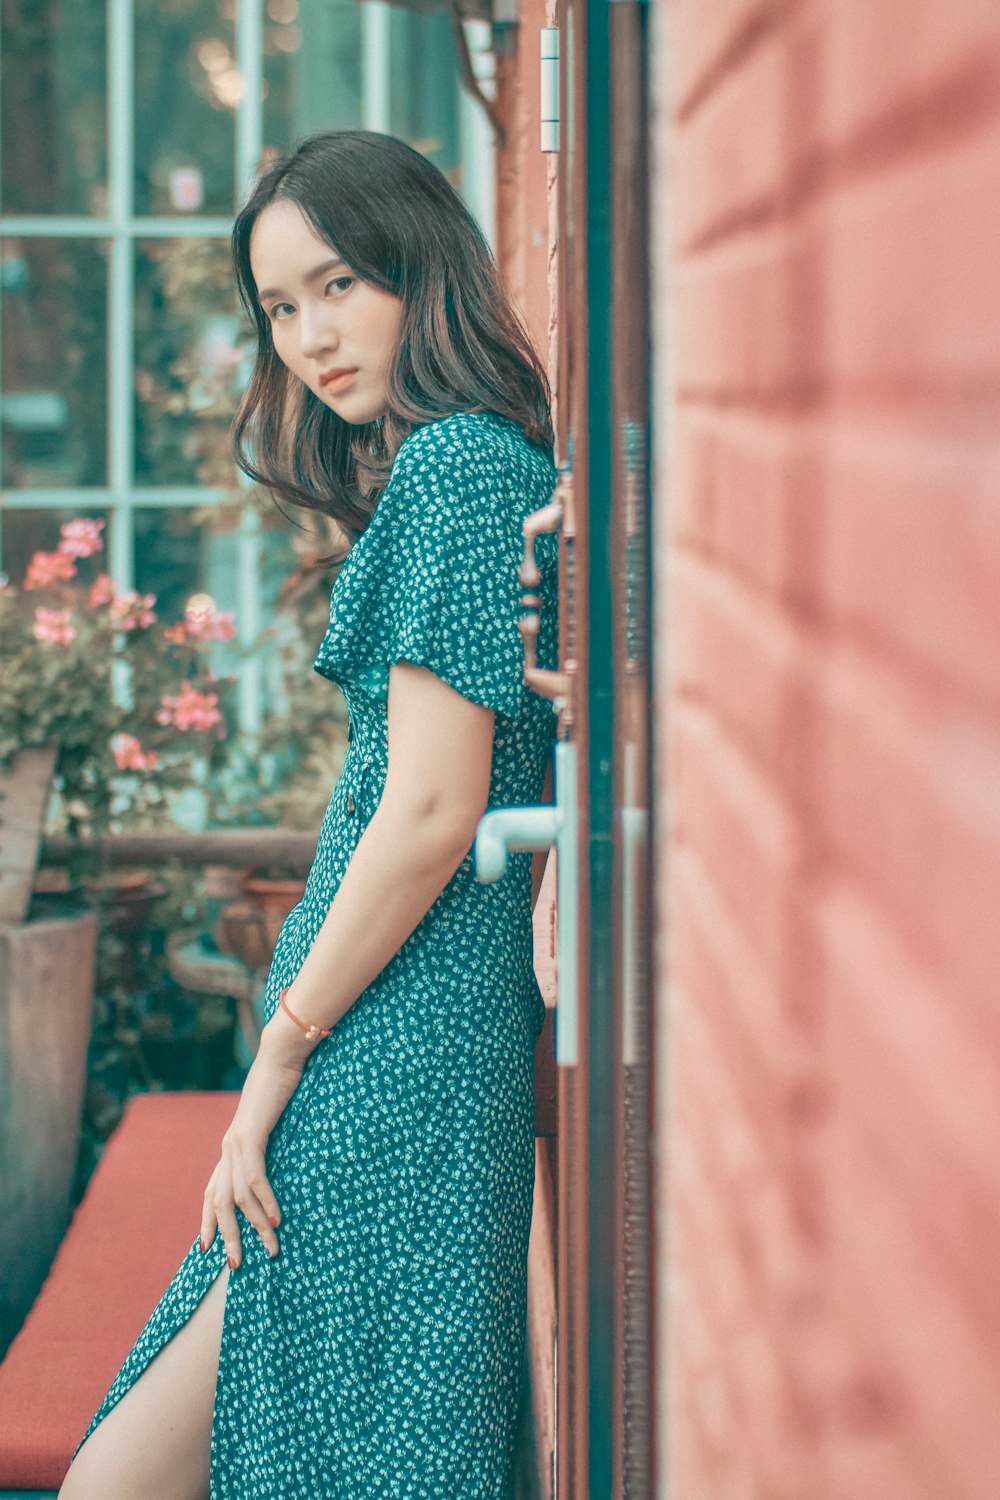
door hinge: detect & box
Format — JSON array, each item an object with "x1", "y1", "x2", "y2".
[{"x1": 540, "y1": 27, "x2": 559, "y2": 152}]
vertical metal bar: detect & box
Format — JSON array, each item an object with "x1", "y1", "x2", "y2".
[
  {"x1": 235, "y1": 0, "x2": 265, "y2": 735},
  {"x1": 555, "y1": 739, "x2": 580, "y2": 1065},
  {"x1": 108, "y1": 0, "x2": 136, "y2": 705},
  {"x1": 236, "y1": 505, "x2": 263, "y2": 735},
  {"x1": 360, "y1": 1, "x2": 391, "y2": 132},
  {"x1": 586, "y1": 0, "x2": 615, "y2": 1486},
  {"x1": 236, "y1": 0, "x2": 264, "y2": 203},
  {"x1": 109, "y1": 0, "x2": 135, "y2": 596},
  {"x1": 458, "y1": 18, "x2": 497, "y2": 250},
  {"x1": 0, "y1": 11, "x2": 5, "y2": 508}
]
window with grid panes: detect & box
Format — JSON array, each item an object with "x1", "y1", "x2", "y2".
[{"x1": 0, "y1": 0, "x2": 495, "y2": 767}]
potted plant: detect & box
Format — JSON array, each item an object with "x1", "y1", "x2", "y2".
[{"x1": 0, "y1": 516, "x2": 242, "y2": 882}]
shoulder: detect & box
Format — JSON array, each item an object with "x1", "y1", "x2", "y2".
[{"x1": 389, "y1": 410, "x2": 556, "y2": 511}]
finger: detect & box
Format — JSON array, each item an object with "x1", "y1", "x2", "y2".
[
  {"x1": 213, "y1": 1161, "x2": 243, "y2": 1269},
  {"x1": 200, "y1": 1164, "x2": 220, "y2": 1252},
  {"x1": 243, "y1": 1145, "x2": 282, "y2": 1230},
  {"x1": 231, "y1": 1148, "x2": 279, "y2": 1260}
]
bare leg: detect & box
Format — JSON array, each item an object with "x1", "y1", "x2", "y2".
[{"x1": 58, "y1": 1263, "x2": 230, "y2": 1500}]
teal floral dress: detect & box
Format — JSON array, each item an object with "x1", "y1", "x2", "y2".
[{"x1": 72, "y1": 409, "x2": 561, "y2": 1498}]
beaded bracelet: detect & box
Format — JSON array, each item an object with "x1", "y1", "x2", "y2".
[{"x1": 278, "y1": 987, "x2": 331, "y2": 1042}]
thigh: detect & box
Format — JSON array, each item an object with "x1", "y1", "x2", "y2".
[{"x1": 59, "y1": 1264, "x2": 230, "y2": 1500}]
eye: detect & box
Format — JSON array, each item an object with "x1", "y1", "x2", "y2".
[
  {"x1": 326, "y1": 276, "x2": 354, "y2": 294},
  {"x1": 267, "y1": 302, "x2": 294, "y2": 321}
]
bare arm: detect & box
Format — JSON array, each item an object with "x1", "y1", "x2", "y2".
[{"x1": 258, "y1": 660, "x2": 496, "y2": 1067}]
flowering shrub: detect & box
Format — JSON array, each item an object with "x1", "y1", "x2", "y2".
[{"x1": 0, "y1": 515, "x2": 240, "y2": 840}]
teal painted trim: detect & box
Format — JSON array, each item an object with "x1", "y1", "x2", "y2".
[
  {"x1": 0, "y1": 217, "x2": 233, "y2": 236},
  {"x1": 585, "y1": 0, "x2": 616, "y2": 1492}
]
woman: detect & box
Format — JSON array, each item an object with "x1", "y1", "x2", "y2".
[{"x1": 60, "y1": 129, "x2": 560, "y2": 1499}]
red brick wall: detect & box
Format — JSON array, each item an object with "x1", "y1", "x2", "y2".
[{"x1": 651, "y1": 3, "x2": 1000, "y2": 1494}]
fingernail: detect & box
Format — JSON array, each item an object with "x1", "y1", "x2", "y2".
[
  {"x1": 268, "y1": 1213, "x2": 280, "y2": 1228},
  {"x1": 269, "y1": 1245, "x2": 279, "y2": 1259},
  {"x1": 227, "y1": 1254, "x2": 238, "y2": 1269}
]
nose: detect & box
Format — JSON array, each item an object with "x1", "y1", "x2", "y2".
[{"x1": 298, "y1": 300, "x2": 338, "y2": 361}]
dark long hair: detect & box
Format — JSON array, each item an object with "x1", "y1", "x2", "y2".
[{"x1": 230, "y1": 129, "x2": 555, "y2": 548}]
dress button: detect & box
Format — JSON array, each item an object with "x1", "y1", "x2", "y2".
[{"x1": 346, "y1": 792, "x2": 356, "y2": 814}]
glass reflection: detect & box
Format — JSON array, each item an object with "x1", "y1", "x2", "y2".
[
  {"x1": 0, "y1": 0, "x2": 108, "y2": 215},
  {"x1": 134, "y1": 238, "x2": 250, "y2": 487},
  {"x1": 1, "y1": 237, "x2": 109, "y2": 488},
  {"x1": 134, "y1": 0, "x2": 236, "y2": 216}
]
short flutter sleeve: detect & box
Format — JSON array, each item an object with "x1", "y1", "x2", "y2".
[{"x1": 313, "y1": 414, "x2": 554, "y2": 719}]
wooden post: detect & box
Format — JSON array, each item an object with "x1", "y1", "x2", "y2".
[{"x1": 0, "y1": 912, "x2": 98, "y2": 1355}]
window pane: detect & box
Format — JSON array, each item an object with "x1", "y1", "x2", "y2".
[
  {"x1": 134, "y1": 506, "x2": 240, "y2": 626},
  {"x1": 134, "y1": 0, "x2": 236, "y2": 216},
  {"x1": 134, "y1": 238, "x2": 249, "y2": 487},
  {"x1": 261, "y1": 2, "x2": 460, "y2": 178},
  {"x1": 133, "y1": 506, "x2": 290, "y2": 631},
  {"x1": 133, "y1": 506, "x2": 294, "y2": 700},
  {"x1": 263, "y1": 0, "x2": 359, "y2": 151},
  {"x1": 1, "y1": 237, "x2": 109, "y2": 488},
  {"x1": 0, "y1": 0, "x2": 108, "y2": 215},
  {"x1": 0, "y1": 506, "x2": 110, "y2": 587},
  {"x1": 387, "y1": 9, "x2": 461, "y2": 179}
]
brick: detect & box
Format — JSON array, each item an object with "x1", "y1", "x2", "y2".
[
  {"x1": 825, "y1": 125, "x2": 1000, "y2": 419},
  {"x1": 816, "y1": 880, "x2": 1000, "y2": 1341},
  {"x1": 668, "y1": 0, "x2": 801, "y2": 123},
  {"x1": 823, "y1": 0, "x2": 1000, "y2": 150},
  {"x1": 671, "y1": 226, "x2": 828, "y2": 405},
  {"x1": 825, "y1": 1127, "x2": 1000, "y2": 1497},
  {"x1": 821, "y1": 422, "x2": 1000, "y2": 711},
  {"x1": 815, "y1": 643, "x2": 1000, "y2": 1006},
  {"x1": 670, "y1": 550, "x2": 827, "y2": 803},
  {"x1": 671, "y1": 23, "x2": 791, "y2": 253},
  {"x1": 670, "y1": 847, "x2": 818, "y2": 1129},
  {"x1": 670, "y1": 700, "x2": 808, "y2": 994},
  {"x1": 670, "y1": 409, "x2": 827, "y2": 609}
]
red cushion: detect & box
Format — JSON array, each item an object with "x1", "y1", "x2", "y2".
[{"x1": 0, "y1": 1090, "x2": 238, "y2": 1490}]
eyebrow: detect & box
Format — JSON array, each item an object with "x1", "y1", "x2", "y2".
[{"x1": 257, "y1": 257, "x2": 349, "y2": 303}]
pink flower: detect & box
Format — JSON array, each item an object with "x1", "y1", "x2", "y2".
[
  {"x1": 58, "y1": 517, "x2": 106, "y2": 559},
  {"x1": 184, "y1": 604, "x2": 237, "y2": 642},
  {"x1": 168, "y1": 598, "x2": 238, "y2": 643},
  {"x1": 87, "y1": 572, "x2": 115, "y2": 608},
  {"x1": 112, "y1": 733, "x2": 159, "y2": 772},
  {"x1": 33, "y1": 606, "x2": 77, "y2": 645},
  {"x1": 155, "y1": 681, "x2": 223, "y2": 732},
  {"x1": 110, "y1": 589, "x2": 157, "y2": 630},
  {"x1": 24, "y1": 550, "x2": 76, "y2": 590}
]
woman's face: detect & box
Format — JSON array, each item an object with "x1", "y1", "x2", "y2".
[{"x1": 250, "y1": 199, "x2": 404, "y2": 426}]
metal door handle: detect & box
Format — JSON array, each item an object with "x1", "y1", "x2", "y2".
[{"x1": 474, "y1": 738, "x2": 578, "y2": 1065}]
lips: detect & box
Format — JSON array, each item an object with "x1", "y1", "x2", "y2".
[{"x1": 319, "y1": 368, "x2": 357, "y2": 390}]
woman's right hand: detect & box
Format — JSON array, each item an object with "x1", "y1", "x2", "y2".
[{"x1": 199, "y1": 1047, "x2": 305, "y2": 1267}]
